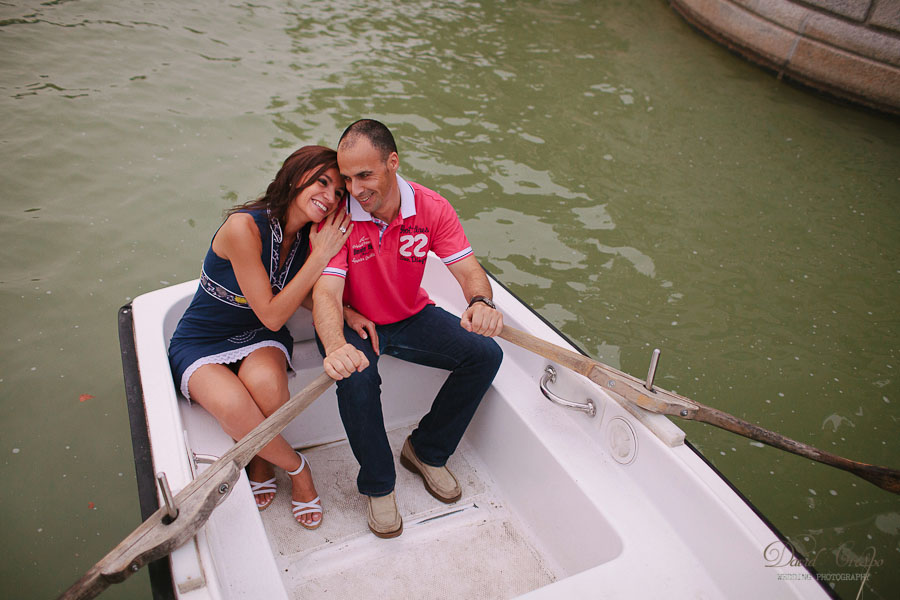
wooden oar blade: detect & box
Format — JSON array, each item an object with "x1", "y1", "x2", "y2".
[
  {"x1": 694, "y1": 404, "x2": 900, "y2": 495},
  {"x1": 59, "y1": 461, "x2": 240, "y2": 600},
  {"x1": 856, "y1": 464, "x2": 900, "y2": 494},
  {"x1": 59, "y1": 371, "x2": 335, "y2": 600}
]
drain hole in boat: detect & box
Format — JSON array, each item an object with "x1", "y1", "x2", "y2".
[{"x1": 606, "y1": 417, "x2": 638, "y2": 465}]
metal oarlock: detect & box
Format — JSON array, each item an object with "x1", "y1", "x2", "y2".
[
  {"x1": 644, "y1": 349, "x2": 661, "y2": 392},
  {"x1": 156, "y1": 472, "x2": 179, "y2": 523}
]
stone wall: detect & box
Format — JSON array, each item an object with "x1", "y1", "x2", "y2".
[{"x1": 669, "y1": 0, "x2": 900, "y2": 114}]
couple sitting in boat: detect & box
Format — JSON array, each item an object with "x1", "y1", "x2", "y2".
[{"x1": 168, "y1": 119, "x2": 504, "y2": 538}]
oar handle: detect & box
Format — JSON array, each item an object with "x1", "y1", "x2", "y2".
[
  {"x1": 499, "y1": 324, "x2": 595, "y2": 377},
  {"x1": 499, "y1": 325, "x2": 900, "y2": 495}
]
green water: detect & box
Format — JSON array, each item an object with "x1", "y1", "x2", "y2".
[{"x1": 2, "y1": 1, "x2": 898, "y2": 598}]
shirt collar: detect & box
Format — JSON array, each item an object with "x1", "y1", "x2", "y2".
[{"x1": 348, "y1": 174, "x2": 416, "y2": 222}]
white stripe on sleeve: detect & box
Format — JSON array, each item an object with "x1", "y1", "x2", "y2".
[
  {"x1": 441, "y1": 247, "x2": 473, "y2": 265},
  {"x1": 322, "y1": 267, "x2": 347, "y2": 278}
]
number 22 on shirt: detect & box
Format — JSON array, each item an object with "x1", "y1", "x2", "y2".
[{"x1": 399, "y1": 233, "x2": 428, "y2": 258}]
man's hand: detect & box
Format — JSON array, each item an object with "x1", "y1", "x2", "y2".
[
  {"x1": 323, "y1": 343, "x2": 370, "y2": 380},
  {"x1": 344, "y1": 305, "x2": 380, "y2": 355},
  {"x1": 460, "y1": 302, "x2": 503, "y2": 337},
  {"x1": 447, "y1": 255, "x2": 503, "y2": 337}
]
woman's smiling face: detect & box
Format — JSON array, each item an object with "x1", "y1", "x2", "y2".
[{"x1": 295, "y1": 166, "x2": 346, "y2": 223}]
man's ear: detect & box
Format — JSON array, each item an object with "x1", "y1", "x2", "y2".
[{"x1": 387, "y1": 151, "x2": 400, "y2": 173}]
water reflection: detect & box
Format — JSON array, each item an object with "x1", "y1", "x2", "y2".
[
  {"x1": 483, "y1": 158, "x2": 588, "y2": 200},
  {"x1": 465, "y1": 206, "x2": 583, "y2": 285}
]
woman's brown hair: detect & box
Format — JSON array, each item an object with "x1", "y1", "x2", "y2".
[{"x1": 228, "y1": 145, "x2": 339, "y2": 226}]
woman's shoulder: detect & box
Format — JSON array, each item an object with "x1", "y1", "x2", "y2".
[
  {"x1": 213, "y1": 212, "x2": 263, "y2": 256},
  {"x1": 222, "y1": 211, "x2": 261, "y2": 236}
]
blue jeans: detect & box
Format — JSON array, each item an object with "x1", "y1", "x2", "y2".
[{"x1": 315, "y1": 304, "x2": 503, "y2": 497}]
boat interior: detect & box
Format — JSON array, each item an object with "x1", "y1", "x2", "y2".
[
  {"x1": 173, "y1": 301, "x2": 621, "y2": 599},
  {"x1": 133, "y1": 255, "x2": 827, "y2": 599}
]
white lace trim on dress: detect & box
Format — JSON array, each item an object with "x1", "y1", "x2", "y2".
[{"x1": 180, "y1": 341, "x2": 293, "y2": 401}]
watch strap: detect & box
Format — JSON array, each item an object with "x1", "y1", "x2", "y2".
[{"x1": 467, "y1": 295, "x2": 495, "y2": 309}]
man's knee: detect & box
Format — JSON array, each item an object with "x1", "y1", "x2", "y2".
[
  {"x1": 467, "y1": 336, "x2": 503, "y2": 374},
  {"x1": 335, "y1": 366, "x2": 384, "y2": 434},
  {"x1": 336, "y1": 364, "x2": 382, "y2": 400}
]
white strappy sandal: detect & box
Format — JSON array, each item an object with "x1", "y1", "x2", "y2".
[
  {"x1": 288, "y1": 452, "x2": 323, "y2": 530},
  {"x1": 248, "y1": 476, "x2": 277, "y2": 511}
]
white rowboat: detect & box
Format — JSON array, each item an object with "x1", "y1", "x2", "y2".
[{"x1": 119, "y1": 253, "x2": 832, "y2": 599}]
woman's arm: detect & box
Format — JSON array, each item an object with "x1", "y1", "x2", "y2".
[{"x1": 214, "y1": 211, "x2": 352, "y2": 331}]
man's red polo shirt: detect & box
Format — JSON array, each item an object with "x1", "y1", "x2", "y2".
[{"x1": 322, "y1": 175, "x2": 473, "y2": 325}]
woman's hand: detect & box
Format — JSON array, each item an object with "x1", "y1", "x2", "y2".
[
  {"x1": 344, "y1": 305, "x2": 379, "y2": 355},
  {"x1": 309, "y1": 210, "x2": 352, "y2": 262}
]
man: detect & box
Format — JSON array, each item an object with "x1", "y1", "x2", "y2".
[{"x1": 312, "y1": 119, "x2": 503, "y2": 538}]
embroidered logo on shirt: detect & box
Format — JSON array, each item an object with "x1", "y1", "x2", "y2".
[{"x1": 352, "y1": 236, "x2": 375, "y2": 264}]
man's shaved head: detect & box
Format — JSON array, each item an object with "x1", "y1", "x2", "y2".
[{"x1": 338, "y1": 119, "x2": 398, "y2": 161}]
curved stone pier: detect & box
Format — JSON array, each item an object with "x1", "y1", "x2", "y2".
[{"x1": 669, "y1": 0, "x2": 900, "y2": 114}]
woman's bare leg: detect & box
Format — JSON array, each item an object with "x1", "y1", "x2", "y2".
[
  {"x1": 187, "y1": 360, "x2": 306, "y2": 510},
  {"x1": 237, "y1": 347, "x2": 321, "y2": 527}
]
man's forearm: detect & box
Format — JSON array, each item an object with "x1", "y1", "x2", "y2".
[
  {"x1": 460, "y1": 269, "x2": 492, "y2": 304},
  {"x1": 312, "y1": 283, "x2": 347, "y2": 354},
  {"x1": 447, "y1": 256, "x2": 493, "y2": 305}
]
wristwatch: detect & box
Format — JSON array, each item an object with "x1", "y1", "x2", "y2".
[{"x1": 468, "y1": 295, "x2": 496, "y2": 310}]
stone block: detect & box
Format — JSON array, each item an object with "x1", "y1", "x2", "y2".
[
  {"x1": 800, "y1": 0, "x2": 871, "y2": 22},
  {"x1": 805, "y1": 12, "x2": 900, "y2": 66},
  {"x1": 671, "y1": 0, "x2": 900, "y2": 111},
  {"x1": 787, "y1": 36, "x2": 900, "y2": 108},
  {"x1": 870, "y1": 0, "x2": 900, "y2": 34},
  {"x1": 674, "y1": 0, "x2": 798, "y2": 65},
  {"x1": 731, "y1": 0, "x2": 811, "y2": 31}
]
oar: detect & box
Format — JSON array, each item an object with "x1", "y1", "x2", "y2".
[
  {"x1": 499, "y1": 325, "x2": 900, "y2": 495},
  {"x1": 59, "y1": 371, "x2": 335, "y2": 600}
]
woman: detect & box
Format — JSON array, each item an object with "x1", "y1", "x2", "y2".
[{"x1": 168, "y1": 145, "x2": 351, "y2": 529}]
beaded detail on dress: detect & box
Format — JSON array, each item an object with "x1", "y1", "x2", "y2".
[
  {"x1": 200, "y1": 267, "x2": 250, "y2": 309},
  {"x1": 268, "y1": 210, "x2": 301, "y2": 291}
]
